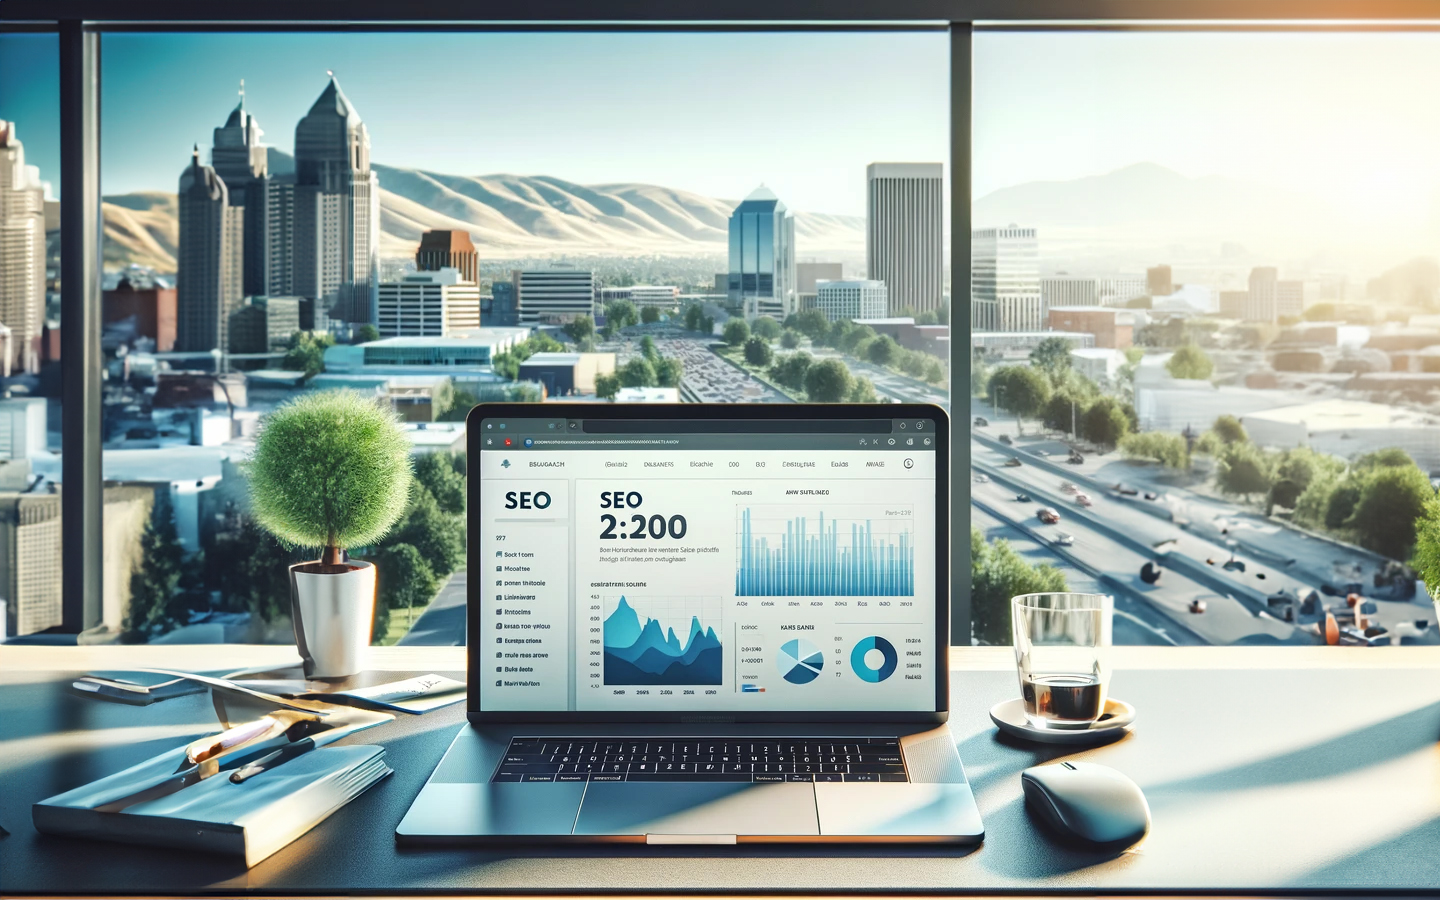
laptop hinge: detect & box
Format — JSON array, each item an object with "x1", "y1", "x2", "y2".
[{"x1": 646, "y1": 833, "x2": 737, "y2": 845}]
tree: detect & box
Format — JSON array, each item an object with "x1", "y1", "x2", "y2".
[
  {"x1": 743, "y1": 335, "x2": 773, "y2": 367},
  {"x1": 848, "y1": 377, "x2": 879, "y2": 404},
  {"x1": 1081, "y1": 397, "x2": 1130, "y2": 448},
  {"x1": 1166, "y1": 344, "x2": 1214, "y2": 380},
  {"x1": 1215, "y1": 442, "x2": 1273, "y2": 499},
  {"x1": 1212, "y1": 414, "x2": 1249, "y2": 445},
  {"x1": 391, "y1": 488, "x2": 465, "y2": 579},
  {"x1": 924, "y1": 358, "x2": 945, "y2": 384},
  {"x1": 605, "y1": 299, "x2": 639, "y2": 329},
  {"x1": 987, "y1": 365, "x2": 1052, "y2": 432},
  {"x1": 1324, "y1": 479, "x2": 1363, "y2": 530},
  {"x1": 1043, "y1": 392, "x2": 1079, "y2": 434},
  {"x1": 412, "y1": 451, "x2": 466, "y2": 514},
  {"x1": 770, "y1": 352, "x2": 812, "y2": 391},
  {"x1": 780, "y1": 329, "x2": 802, "y2": 350},
  {"x1": 915, "y1": 310, "x2": 939, "y2": 326},
  {"x1": 1411, "y1": 493, "x2": 1440, "y2": 597},
  {"x1": 282, "y1": 331, "x2": 333, "y2": 378},
  {"x1": 640, "y1": 335, "x2": 659, "y2": 362},
  {"x1": 867, "y1": 335, "x2": 900, "y2": 367},
  {"x1": 790, "y1": 309, "x2": 830, "y2": 342},
  {"x1": 619, "y1": 356, "x2": 657, "y2": 388},
  {"x1": 1029, "y1": 336, "x2": 1074, "y2": 378},
  {"x1": 594, "y1": 372, "x2": 620, "y2": 400},
  {"x1": 683, "y1": 303, "x2": 707, "y2": 333},
  {"x1": 576, "y1": 336, "x2": 598, "y2": 353},
  {"x1": 1346, "y1": 464, "x2": 1434, "y2": 560},
  {"x1": 935, "y1": 302, "x2": 950, "y2": 326},
  {"x1": 1269, "y1": 446, "x2": 1343, "y2": 512},
  {"x1": 640, "y1": 305, "x2": 661, "y2": 324},
  {"x1": 970, "y1": 528, "x2": 1067, "y2": 646},
  {"x1": 723, "y1": 318, "x2": 750, "y2": 346},
  {"x1": 354, "y1": 324, "x2": 380, "y2": 344},
  {"x1": 1354, "y1": 447, "x2": 1416, "y2": 471},
  {"x1": 1120, "y1": 432, "x2": 1189, "y2": 469},
  {"x1": 803, "y1": 358, "x2": 854, "y2": 403},
  {"x1": 751, "y1": 316, "x2": 781, "y2": 341},
  {"x1": 899, "y1": 350, "x2": 929, "y2": 379},
  {"x1": 1302, "y1": 302, "x2": 1337, "y2": 322},
  {"x1": 655, "y1": 357, "x2": 684, "y2": 388},
  {"x1": 371, "y1": 542, "x2": 438, "y2": 643},
  {"x1": 122, "y1": 491, "x2": 189, "y2": 640},
  {"x1": 563, "y1": 315, "x2": 595, "y2": 343}
]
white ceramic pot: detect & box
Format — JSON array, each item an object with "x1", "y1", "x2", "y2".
[{"x1": 290, "y1": 560, "x2": 376, "y2": 679}]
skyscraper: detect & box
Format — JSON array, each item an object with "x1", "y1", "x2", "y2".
[
  {"x1": 293, "y1": 74, "x2": 380, "y2": 326},
  {"x1": 727, "y1": 185, "x2": 796, "y2": 321},
  {"x1": 416, "y1": 230, "x2": 478, "y2": 284},
  {"x1": 1246, "y1": 266, "x2": 1279, "y2": 323},
  {"x1": 972, "y1": 226, "x2": 1041, "y2": 332},
  {"x1": 210, "y1": 82, "x2": 272, "y2": 297},
  {"x1": 176, "y1": 147, "x2": 244, "y2": 353},
  {"x1": 866, "y1": 162, "x2": 943, "y2": 314},
  {"x1": 0, "y1": 120, "x2": 46, "y2": 375}
]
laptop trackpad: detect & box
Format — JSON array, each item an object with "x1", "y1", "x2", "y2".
[{"x1": 572, "y1": 781, "x2": 819, "y2": 837}]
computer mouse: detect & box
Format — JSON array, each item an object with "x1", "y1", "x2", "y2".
[{"x1": 1020, "y1": 760, "x2": 1150, "y2": 848}]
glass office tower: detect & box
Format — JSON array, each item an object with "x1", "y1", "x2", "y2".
[{"x1": 727, "y1": 184, "x2": 796, "y2": 322}]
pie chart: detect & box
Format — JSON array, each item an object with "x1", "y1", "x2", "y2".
[
  {"x1": 777, "y1": 638, "x2": 824, "y2": 684},
  {"x1": 850, "y1": 635, "x2": 898, "y2": 683}
]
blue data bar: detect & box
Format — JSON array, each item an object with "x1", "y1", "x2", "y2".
[{"x1": 735, "y1": 509, "x2": 914, "y2": 597}]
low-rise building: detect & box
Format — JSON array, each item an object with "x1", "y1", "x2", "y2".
[
  {"x1": 309, "y1": 372, "x2": 456, "y2": 423},
  {"x1": 518, "y1": 351, "x2": 617, "y2": 397},
  {"x1": 598, "y1": 286, "x2": 680, "y2": 309},
  {"x1": 104, "y1": 276, "x2": 177, "y2": 352},
  {"x1": 1046, "y1": 306, "x2": 1133, "y2": 349},
  {"x1": 972, "y1": 330, "x2": 1094, "y2": 357},
  {"x1": 377, "y1": 268, "x2": 481, "y2": 338},
  {"x1": 816, "y1": 280, "x2": 888, "y2": 322},
  {"x1": 1243, "y1": 399, "x2": 1440, "y2": 472},
  {"x1": 1070, "y1": 348, "x2": 1125, "y2": 386},
  {"x1": 228, "y1": 295, "x2": 301, "y2": 353}
]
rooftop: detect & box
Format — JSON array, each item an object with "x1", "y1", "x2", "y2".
[
  {"x1": 1244, "y1": 399, "x2": 1437, "y2": 430},
  {"x1": 521, "y1": 352, "x2": 582, "y2": 365}
]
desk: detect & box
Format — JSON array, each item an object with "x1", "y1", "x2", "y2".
[{"x1": 4, "y1": 646, "x2": 1440, "y2": 894}]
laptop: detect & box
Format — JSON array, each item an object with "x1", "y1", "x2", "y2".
[{"x1": 397, "y1": 402, "x2": 983, "y2": 844}]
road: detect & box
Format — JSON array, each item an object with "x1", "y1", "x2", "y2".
[
  {"x1": 809, "y1": 349, "x2": 950, "y2": 405},
  {"x1": 400, "y1": 570, "x2": 466, "y2": 645}
]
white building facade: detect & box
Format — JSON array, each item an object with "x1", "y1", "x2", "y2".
[
  {"x1": 514, "y1": 267, "x2": 596, "y2": 324},
  {"x1": 0, "y1": 121, "x2": 44, "y2": 375},
  {"x1": 815, "y1": 279, "x2": 889, "y2": 322},
  {"x1": 866, "y1": 162, "x2": 944, "y2": 314},
  {"x1": 376, "y1": 268, "x2": 481, "y2": 338},
  {"x1": 972, "y1": 226, "x2": 1042, "y2": 332}
]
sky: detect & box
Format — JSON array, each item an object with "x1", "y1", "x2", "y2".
[
  {"x1": 94, "y1": 31, "x2": 948, "y2": 215},
  {"x1": 0, "y1": 34, "x2": 61, "y2": 199}
]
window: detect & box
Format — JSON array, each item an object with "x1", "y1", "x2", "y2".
[
  {"x1": 95, "y1": 29, "x2": 949, "y2": 645},
  {"x1": 0, "y1": 31, "x2": 64, "y2": 643},
  {"x1": 970, "y1": 29, "x2": 1439, "y2": 648}
]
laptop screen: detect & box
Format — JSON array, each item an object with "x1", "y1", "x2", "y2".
[{"x1": 475, "y1": 410, "x2": 943, "y2": 716}]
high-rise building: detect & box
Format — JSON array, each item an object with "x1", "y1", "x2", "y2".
[
  {"x1": 0, "y1": 120, "x2": 46, "y2": 375},
  {"x1": 486, "y1": 280, "x2": 519, "y2": 327},
  {"x1": 104, "y1": 276, "x2": 178, "y2": 352},
  {"x1": 727, "y1": 185, "x2": 796, "y2": 321},
  {"x1": 176, "y1": 147, "x2": 244, "y2": 353},
  {"x1": 514, "y1": 267, "x2": 596, "y2": 324},
  {"x1": 292, "y1": 75, "x2": 380, "y2": 326},
  {"x1": 972, "y1": 226, "x2": 1041, "y2": 332},
  {"x1": 0, "y1": 491, "x2": 62, "y2": 637},
  {"x1": 377, "y1": 268, "x2": 481, "y2": 337},
  {"x1": 210, "y1": 84, "x2": 272, "y2": 298},
  {"x1": 1246, "y1": 267, "x2": 1279, "y2": 323},
  {"x1": 1147, "y1": 265, "x2": 1173, "y2": 297},
  {"x1": 816, "y1": 279, "x2": 888, "y2": 322},
  {"x1": 1041, "y1": 276, "x2": 1099, "y2": 308},
  {"x1": 228, "y1": 295, "x2": 301, "y2": 353},
  {"x1": 866, "y1": 162, "x2": 943, "y2": 314},
  {"x1": 1277, "y1": 279, "x2": 1305, "y2": 319},
  {"x1": 416, "y1": 230, "x2": 478, "y2": 284},
  {"x1": 796, "y1": 262, "x2": 843, "y2": 294}
]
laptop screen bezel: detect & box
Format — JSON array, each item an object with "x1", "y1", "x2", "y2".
[{"x1": 466, "y1": 401, "x2": 951, "y2": 725}]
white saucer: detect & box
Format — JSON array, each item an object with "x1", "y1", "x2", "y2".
[{"x1": 988, "y1": 697, "x2": 1136, "y2": 745}]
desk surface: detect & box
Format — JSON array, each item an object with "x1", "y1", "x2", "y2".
[{"x1": 3, "y1": 646, "x2": 1440, "y2": 894}]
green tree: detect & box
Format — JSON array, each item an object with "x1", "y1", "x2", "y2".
[
  {"x1": 1346, "y1": 464, "x2": 1435, "y2": 560},
  {"x1": 640, "y1": 305, "x2": 661, "y2": 324},
  {"x1": 282, "y1": 331, "x2": 334, "y2": 378},
  {"x1": 1212, "y1": 414, "x2": 1249, "y2": 445},
  {"x1": 924, "y1": 358, "x2": 946, "y2": 384},
  {"x1": 1268, "y1": 447, "x2": 1343, "y2": 513},
  {"x1": 412, "y1": 451, "x2": 466, "y2": 514},
  {"x1": 122, "y1": 491, "x2": 189, "y2": 640},
  {"x1": 605, "y1": 299, "x2": 639, "y2": 329},
  {"x1": 371, "y1": 541, "x2": 438, "y2": 643},
  {"x1": 1292, "y1": 472, "x2": 1340, "y2": 530},
  {"x1": 803, "y1": 358, "x2": 854, "y2": 403},
  {"x1": 683, "y1": 303, "x2": 707, "y2": 333},
  {"x1": 210, "y1": 518, "x2": 305, "y2": 629},
  {"x1": 1215, "y1": 442, "x2": 1274, "y2": 499},
  {"x1": 655, "y1": 357, "x2": 684, "y2": 388},
  {"x1": 1081, "y1": 397, "x2": 1130, "y2": 449},
  {"x1": 354, "y1": 324, "x2": 380, "y2": 344},
  {"x1": 595, "y1": 372, "x2": 621, "y2": 400},
  {"x1": 563, "y1": 315, "x2": 595, "y2": 343},
  {"x1": 743, "y1": 335, "x2": 773, "y2": 367},
  {"x1": 987, "y1": 365, "x2": 1052, "y2": 432},
  {"x1": 1354, "y1": 447, "x2": 1416, "y2": 471},
  {"x1": 391, "y1": 488, "x2": 466, "y2": 579},
  {"x1": 867, "y1": 335, "x2": 900, "y2": 367},
  {"x1": 1120, "y1": 432, "x2": 1190, "y2": 469},
  {"x1": 838, "y1": 324, "x2": 875, "y2": 354},
  {"x1": 789, "y1": 309, "x2": 830, "y2": 342},
  {"x1": 935, "y1": 302, "x2": 950, "y2": 326},
  {"x1": 899, "y1": 350, "x2": 929, "y2": 379},
  {"x1": 915, "y1": 310, "x2": 939, "y2": 326},
  {"x1": 1324, "y1": 479, "x2": 1364, "y2": 530},
  {"x1": 1043, "y1": 391, "x2": 1079, "y2": 434},
  {"x1": 440, "y1": 388, "x2": 479, "y2": 422},
  {"x1": 723, "y1": 318, "x2": 750, "y2": 346},
  {"x1": 640, "y1": 335, "x2": 659, "y2": 362},
  {"x1": 770, "y1": 352, "x2": 813, "y2": 391},
  {"x1": 751, "y1": 316, "x2": 782, "y2": 341},
  {"x1": 619, "y1": 356, "x2": 657, "y2": 388},
  {"x1": 848, "y1": 377, "x2": 879, "y2": 404},
  {"x1": 1302, "y1": 302, "x2": 1337, "y2": 322},
  {"x1": 970, "y1": 528, "x2": 1068, "y2": 646},
  {"x1": 1411, "y1": 492, "x2": 1440, "y2": 598},
  {"x1": 1167, "y1": 344, "x2": 1215, "y2": 380},
  {"x1": 780, "y1": 329, "x2": 802, "y2": 350},
  {"x1": 1029, "y1": 336, "x2": 1074, "y2": 378}
]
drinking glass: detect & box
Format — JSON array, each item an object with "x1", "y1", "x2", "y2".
[{"x1": 1012, "y1": 592, "x2": 1113, "y2": 729}]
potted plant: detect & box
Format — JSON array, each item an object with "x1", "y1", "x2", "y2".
[{"x1": 248, "y1": 390, "x2": 413, "y2": 678}]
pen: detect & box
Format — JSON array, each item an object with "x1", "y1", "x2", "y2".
[{"x1": 229, "y1": 738, "x2": 317, "y2": 784}]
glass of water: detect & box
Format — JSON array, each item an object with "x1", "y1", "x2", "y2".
[{"x1": 1012, "y1": 592, "x2": 1114, "y2": 729}]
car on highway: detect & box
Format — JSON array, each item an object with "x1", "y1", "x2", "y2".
[
  {"x1": 998, "y1": 434, "x2": 1013, "y2": 445},
  {"x1": 1060, "y1": 481, "x2": 1078, "y2": 494},
  {"x1": 1015, "y1": 493, "x2": 1032, "y2": 502},
  {"x1": 1067, "y1": 450, "x2": 1085, "y2": 465},
  {"x1": 1074, "y1": 493, "x2": 1094, "y2": 507},
  {"x1": 1004, "y1": 457, "x2": 1023, "y2": 467},
  {"x1": 1037, "y1": 507, "x2": 1061, "y2": 524},
  {"x1": 1189, "y1": 598, "x2": 1208, "y2": 614},
  {"x1": 1033, "y1": 448, "x2": 1051, "y2": 456},
  {"x1": 1112, "y1": 483, "x2": 1139, "y2": 496},
  {"x1": 1053, "y1": 532, "x2": 1075, "y2": 546},
  {"x1": 974, "y1": 416, "x2": 989, "y2": 427},
  {"x1": 973, "y1": 473, "x2": 990, "y2": 484},
  {"x1": 1143, "y1": 491, "x2": 1161, "y2": 501}
]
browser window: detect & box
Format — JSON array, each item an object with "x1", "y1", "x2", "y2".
[{"x1": 477, "y1": 417, "x2": 938, "y2": 713}]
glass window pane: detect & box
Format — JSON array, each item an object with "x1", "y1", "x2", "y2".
[
  {"x1": 99, "y1": 30, "x2": 948, "y2": 646},
  {"x1": 972, "y1": 30, "x2": 1438, "y2": 648},
  {"x1": 0, "y1": 32, "x2": 64, "y2": 642}
]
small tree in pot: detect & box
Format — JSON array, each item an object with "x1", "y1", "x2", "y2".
[{"x1": 249, "y1": 390, "x2": 412, "y2": 677}]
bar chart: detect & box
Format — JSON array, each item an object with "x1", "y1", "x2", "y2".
[{"x1": 735, "y1": 506, "x2": 914, "y2": 597}]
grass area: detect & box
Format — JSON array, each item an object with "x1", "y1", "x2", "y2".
[
  {"x1": 712, "y1": 343, "x2": 805, "y2": 401},
  {"x1": 377, "y1": 600, "x2": 431, "y2": 646}
]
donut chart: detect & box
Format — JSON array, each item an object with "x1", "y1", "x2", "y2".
[{"x1": 850, "y1": 635, "x2": 898, "y2": 683}]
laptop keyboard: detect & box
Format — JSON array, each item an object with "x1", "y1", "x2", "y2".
[{"x1": 493, "y1": 738, "x2": 908, "y2": 783}]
